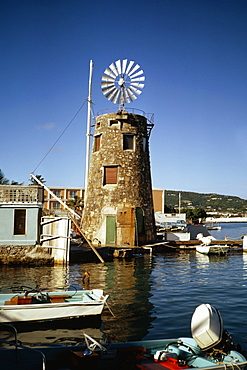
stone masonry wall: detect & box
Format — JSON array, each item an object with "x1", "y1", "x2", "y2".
[
  {"x1": 81, "y1": 111, "x2": 155, "y2": 245},
  {"x1": 0, "y1": 245, "x2": 54, "y2": 265}
]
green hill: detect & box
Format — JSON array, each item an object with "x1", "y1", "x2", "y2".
[{"x1": 164, "y1": 190, "x2": 247, "y2": 214}]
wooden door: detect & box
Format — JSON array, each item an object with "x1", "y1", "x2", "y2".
[{"x1": 106, "y1": 216, "x2": 116, "y2": 244}]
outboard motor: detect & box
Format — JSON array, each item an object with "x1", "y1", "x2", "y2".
[
  {"x1": 191, "y1": 303, "x2": 223, "y2": 351},
  {"x1": 191, "y1": 303, "x2": 244, "y2": 361}
]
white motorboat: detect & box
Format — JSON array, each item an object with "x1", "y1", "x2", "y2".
[
  {"x1": 196, "y1": 234, "x2": 229, "y2": 255},
  {"x1": 206, "y1": 223, "x2": 222, "y2": 230},
  {"x1": 0, "y1": 286, "x2": 108, "y2": 323},
  {"x1": 196, "y1": 244, "x2": 229, "y2": 255}
]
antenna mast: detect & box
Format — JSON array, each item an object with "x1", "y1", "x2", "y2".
[{"x1": 84, "y1": 60, "x2": 94, "y2": 198}]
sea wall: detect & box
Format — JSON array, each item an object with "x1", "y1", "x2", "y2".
[
  {"x1": 0, "y1": 245, "x2": 54, "y2": 266},
  {"x1": 206, "y1": 217, "x2": 247, "y2": 223}
]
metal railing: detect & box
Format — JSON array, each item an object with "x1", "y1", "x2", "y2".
[
  {"x1": 0, "y1": 322, "x2": 46, "y2": 369},
  {"x1": 96, "y1": 107, "x2": 154, "y2": 125}
]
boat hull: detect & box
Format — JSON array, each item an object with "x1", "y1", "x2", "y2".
[
  {"x1": 0, "y1": 289, "x2": 108, "y2": 323},
  {"x1": 196, "y1": 245, "x2": 229, "y2": 255},
  {"x1": 0, "y1": 337, "x2": 246, "y2": 370}
]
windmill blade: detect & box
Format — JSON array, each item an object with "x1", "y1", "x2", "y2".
[
  {"x1": 129, "y1": 85, "x2": 143, "y2": 95},
  {"x1": 122, "y1": 59, "x2": 128, "y2": 74},
  {"x1": 111, "y1": 89, "x2": 120, "y2": 104},
  {"x1": 126, "y1": 87, "x2": 137, "y2": 101},
  {"x1": 101, "y1": 86, "x2": 115, "y2": 95},
  {"x1": 125, "y1": 60, "x2": 135, "y2": 75},
  {"x1": 128, "y1": 63, "x2": 140, "y2": 76},
  {"x1": 101, "y1": 82, "x2": 115, "y2": 88},
  {"x1": 129, "y1": 69, "x2": 144, "y2": 79},
  {"x1": 115, "y1": 60, "x2": 122, "y2": 75},
  {"x1": 104, "y1": 68, "x2": 116, "y2": 78},
  {"x1": 101, "y1": 85, "x2": 116, "y2": 95},
  {"x1": 102, "y1": 85, "x2": 115, "y2": 94},
  {"x1": 105, "y1": 87, "x2": 118, "y2": 100},
  {"x1": 131, "y1": 82, "x2": 145, "y2": 89},
  {"x1": 130, "y1": 76, "x2": 145, "y2": 82},
  {"x1": 102, "y1": 86, "x2": 116, "y2": 96},
  {"x1": 101, "y1": 75, "x2": 115, "y2": 82},
  {"x1": 108, "y1": 90, "x2": 118, "y2": 101},
  {"x1": 109, "y1": 62, "x2": 118, "y2": 76}
]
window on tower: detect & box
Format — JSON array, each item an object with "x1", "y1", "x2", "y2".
[
  {"x1": 123, "y1": 134, "x2": 135, "y2": 150},
  {"x1": 108, "y1": 119, "x2": 120, "y2": 127},
  {"x1": 94, "y1": 134, "x2": 101, "y2": 152},
  {"x1": 142, "y1": 137, "x2": 148, "y2": 152},
  {"x1": 103, "y1": 166, "x2": 118, "y2": 185}
]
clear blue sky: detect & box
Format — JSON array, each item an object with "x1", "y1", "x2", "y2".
[{"x1": 1, "y1": 0, "x2": 247, "y2": 198}]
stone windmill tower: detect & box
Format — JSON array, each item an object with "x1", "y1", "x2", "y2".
[{"x1": 81, "y1": 59, "x2": 155, "y2": 247}]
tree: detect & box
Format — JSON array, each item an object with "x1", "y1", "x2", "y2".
[
  {"x1": 193, "y1": 207, "x2": 207, "y2": 219},
  {"x1": 10, "y1": 180, "x2": 22, "y2": 185},
  {"x1": 181, "y1": 207, "x2": 207, "y2": 222},
  {"x1": 0, "y1": 169, "x2": 9, "y2": 184},
  {"x1": 181, "y1": 208, "x2": 194, "y2": 220},
  {"x1": 0, "y1": 169, "x2": 23, "y2": 185},
  {"x1": 30, "y1": 175, "x2": 46, "y2": 185},
  {"x1": 164, "y1": 204, "x2": 176, "y2": 213},
  {"x1": 67, "y1": 195, "x2": 84, "y2": 214}
]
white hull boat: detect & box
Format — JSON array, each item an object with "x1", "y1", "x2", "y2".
[
  {"x1": 206, "y1": 223, "x2": 221, "y2": 230},
  {"x1": 0, "y1": 287, "x2": 108, "y2": 323},
  {"x1": 196, "y1": 244, "x2": 229, "y2": 255},
  {"x1": 196, "y1": 235, "x2": 229, "y2": 255}
]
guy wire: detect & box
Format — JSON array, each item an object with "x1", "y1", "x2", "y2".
[{"x1": 32, "y1": 101, "x2": 86, "y2": 173}]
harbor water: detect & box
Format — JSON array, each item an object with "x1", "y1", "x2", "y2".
[
  {"x1": 209, "y1": 221, "x2": 247, "y2": 240},
  {"x1": 1, "y1": 223, "x2": 247, "y2": 350}
]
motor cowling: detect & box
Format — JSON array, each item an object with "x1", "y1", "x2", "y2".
[
  {"x1": 191, "y1": 303, "x2": 245, "y2": 361},
  {"x1": 191, "y1": 303, "x2": 223, "y2": 351}
]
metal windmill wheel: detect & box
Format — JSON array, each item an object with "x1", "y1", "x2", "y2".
[{"x1": 101, "y1": 59, "x2": 145, "y2": 110}]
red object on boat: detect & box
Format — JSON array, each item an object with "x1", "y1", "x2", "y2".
[{"x1": 154, "y1": 356, "x2": 189, "y2": 370}]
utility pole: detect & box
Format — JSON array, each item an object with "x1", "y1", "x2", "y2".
[{"x1": 179, "y1": 192, "x2": 181, "y2": 214}]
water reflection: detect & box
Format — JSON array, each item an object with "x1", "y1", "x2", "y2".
[
  {"x1": 0, "y1": 322, "x2": 104, "y2": 348},
  {"x1": 0, "y1": 256, "x2": 155, "y2": 344},
  {"x1": 0, "y1": 265, "x2": 70, "y2": 292},
  {"x1": 1, "y1": 251, "x2": 247, "y2": 349},
  {"x1": 101, "y1": 257, "x2": 156, "y2": 341},
  {"x1": 195, "y1": 251, "x2": 230, "y2": 265},
  {"x1": 242, "y1": 252, "x2": 247, "y2": 281}
]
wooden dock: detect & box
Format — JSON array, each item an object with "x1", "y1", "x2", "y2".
[{"x1": 167, "y1": 239, "x2": 243, "y2": 249}]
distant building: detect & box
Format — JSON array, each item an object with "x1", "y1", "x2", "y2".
[
  {"x1": 43, "y1": 187, "x2": 84, "y2": 214},
  {"x1": 43, "y1": 187, "x2": 164, "y2": 216},
  {"x1": 153, "y1": 188, "x2": 166, "y2": 213}
]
